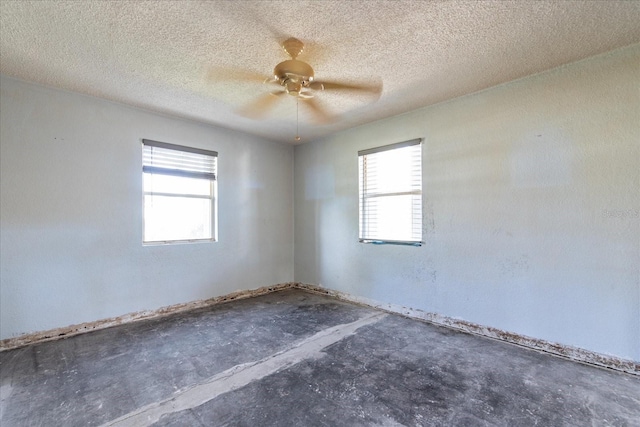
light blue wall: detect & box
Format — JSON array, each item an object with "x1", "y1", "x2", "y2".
[
  {"x1": 294, "y1": 45, "x2": 640, "y2": 361},
  {"x1": 0, "y1": 76, "x2": 294, "y2": 339}
]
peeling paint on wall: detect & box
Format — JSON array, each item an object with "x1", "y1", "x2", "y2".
[
  {"x1": 0, "y1": 283, "x2": 296, "y2": 352},
  {"x1": 2, "y1": 283, "x2": 638, "y2": 376},
  {"x1": 296, "y1": 283, "x2": 640, "y2": 376}
]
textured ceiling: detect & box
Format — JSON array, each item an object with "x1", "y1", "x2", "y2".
[{"x1": 1, "y1": 1, "x2": 639, "y2": 143}]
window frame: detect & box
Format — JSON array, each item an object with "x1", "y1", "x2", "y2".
[
  {"x1": 358, "y1": 138, "x2": 423, "y2": 246},
  {"x1": 142, "y1": 139, "x2": 218, "y2": 245}
]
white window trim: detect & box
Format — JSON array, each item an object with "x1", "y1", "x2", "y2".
[
  {"x1": 358, "y1": 138, "x2": 423, "y2": 246},
  {"x1": 142, "y1": 139, "x2": 218, "y2": 245}
]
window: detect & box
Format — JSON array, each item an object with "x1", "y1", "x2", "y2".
[
  {"x1": 358, "y1": 138, "x2": 422, "y2": 245},
  {"x1": 142, "y1": 139, "x2": 217, "y2": 244}
]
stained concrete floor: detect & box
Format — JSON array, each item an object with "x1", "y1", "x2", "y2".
[{"x1": 1, "y1": 290, "x2": 638, "y2": 426}]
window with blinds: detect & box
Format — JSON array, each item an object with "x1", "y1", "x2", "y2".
[
  {"x1": 358, "y1": 138, "x2": 422, "y2": 245},
  {"x1": 142, "y1": 139, "x2": 217, "y2": 244}
]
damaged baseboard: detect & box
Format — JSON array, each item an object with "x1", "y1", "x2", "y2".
[
  {"x1": 294, "y1": 283, "x2": 640, "y2": 376},
  {"x1": 2, "y1": 281, "x2": 638, "y2": 376},
  {"x1": 0, "y1": 282, "x2": 297, "y2": 352}
]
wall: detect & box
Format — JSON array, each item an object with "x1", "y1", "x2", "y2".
[
  {"x1": 0, "y1": 76, "x2": 294, "y2": 340},
  {"x1": 294, "y1": 45, "x2": 640, "y2": 362}
]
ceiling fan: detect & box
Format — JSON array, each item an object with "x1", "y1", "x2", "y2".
[{"x1": 211, "y1": 37, "x2": 382, "y2": 130}]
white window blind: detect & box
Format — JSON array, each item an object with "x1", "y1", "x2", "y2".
[
  {"x1": 142, "y1": 140, "x2": 217, "y2": 180},
  {"x1": 358, "y1": 138, "x2": 422, "y2": 245},
  {"x1": 142, "y1": 139, "x2": 217, "y2": 244}
]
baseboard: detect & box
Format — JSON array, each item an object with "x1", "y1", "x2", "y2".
[
  {"x1": 293, "y1": 283, "x2": 640, "y2": 376},
  {"x1": 0, "y1": 282, "x2": 296, "y2": 352}
]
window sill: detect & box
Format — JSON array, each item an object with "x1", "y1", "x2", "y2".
[
  {"x1": 143, "y1": 238, "x2": 215, "y2": 246},
  {"x1": 359, "y1": 239, "x2": 422, "y2": 247}
]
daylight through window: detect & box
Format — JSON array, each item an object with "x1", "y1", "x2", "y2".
[
  {"x1": 142, "y1": 139, "x2": 217, "y2": 243},
  {"x1": 358, "y1": 138, "x2": 422, "y2": 245}
]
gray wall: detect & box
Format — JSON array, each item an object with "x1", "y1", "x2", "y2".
[
  {"x1": 0, "y1": 76, "x2": 294, "y2": 339},
  {"x1": 294, "y1": 45, "x2": 640, "y2": 361}
]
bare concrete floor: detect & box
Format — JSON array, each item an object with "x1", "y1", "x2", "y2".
[{"x1": 1, "y1": 289, "x2": 638, "y2": 426}]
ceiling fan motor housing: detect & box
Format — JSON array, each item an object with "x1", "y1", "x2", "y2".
[{"x1": 274, "y1": 59, "x2": 315, "y2": 95}]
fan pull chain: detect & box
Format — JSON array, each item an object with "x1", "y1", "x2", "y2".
[{"x1": 295, "y1": 97, "x2": 301, "y2": 141}]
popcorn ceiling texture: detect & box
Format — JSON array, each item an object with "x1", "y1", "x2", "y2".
[{"x1": 1, "y1": 1, "x2": 639, "y2": 143}]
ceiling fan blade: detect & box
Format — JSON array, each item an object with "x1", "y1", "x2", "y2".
[
  {"x1": 308, "y1": 80, "x2": 382, "y2": 96},
  {"x1": 206, "y1": 66, "x2": 273, "y2": 84},
  {"x1": 238, "y1": 91, "x2": 286, "y2": 119},
  {"x1": 301, "y1": 97, "x2": 333, "y2": 124}
]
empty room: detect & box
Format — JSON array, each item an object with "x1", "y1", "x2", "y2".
[{"x1": 1, "y1": 1, "x2": 639, "y2": 426}]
